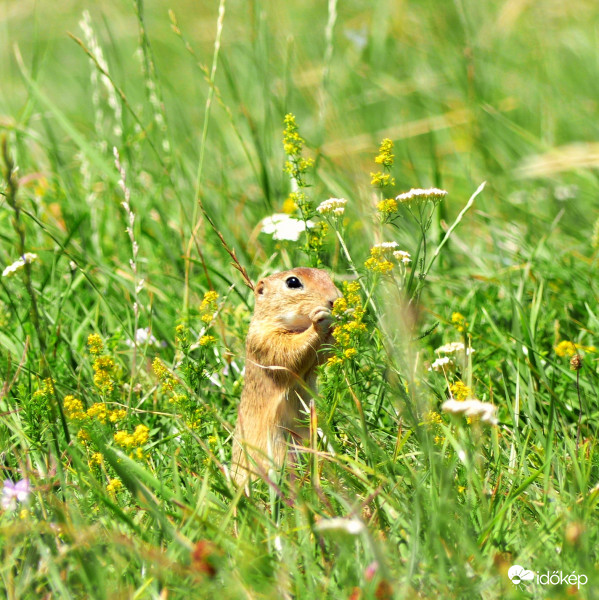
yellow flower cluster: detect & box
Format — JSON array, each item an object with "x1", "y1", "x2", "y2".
[
  {"x1": 282, "y1": 194, "x2": 298, "y2": 214},
  {"x1": 89, "y1": 452, "x2": 104, "y2": 467},
  {"x1": 199, "y1": 335, "x2": 217, "y2": 346},
  {"x1": 374, "y1": 138, "x2": 394, "y2": 167},
  {"x1": 32, "y1": 378, "x2": 53, "y2": 402},
  {"x1": 153, "y1": 357, "x2": 176, "y2": 393},
  {"x1": 283, "y1": 114, "x2": 314, "y2": 182},
  {"x1": 364, "y1": 242, "x2": 407, "y2": 274},
  {"x1": 450, "y1": 381, "x2": 473, "y2": 401},
  {"x1": 114, "y1": 424, "x2": 150, "y2": 449},
  {"x1": 283, "y1": 113, "x2": 304, "y2": 157},
  {"x1": 555, "y1": 340, "x2": 596, "y2": 357},
  {"x1": 370, "y1": 172, "x2": 395, "y2": 188},
  {"x1": 85, "y1": 402, "x2": 126, "y2": 424},
  {"x1": 175, "y1": 324, "x2": 189, "y2": 345},
  {"x1": 200, "y1": 290, "x2": 219, "y2": 324},
  {"x1": 87, "y1": 333, "x2": 104, "y2": 355},
  {"x1": 63, "y1": 395, "x2": 86, "y2": 420},
  {"x1": 377, "y1": 198, "x2": 398, "y2": 216},
  {"x1": 92, "y1": 356, "x2": 116, "y2": 393},
  {"x1": 106, "y1": 478, "x2": 122, "y2": 495},
  {"x1": 371, "y1": 138, "x2": 396, "y2": 188},
  {"x1": 327, "y1": 282, "x2": 366, "y2": 366},
  {"x1": 451, "y1": 312, "x2": 467, "y2": 332},
  {"x1": 424, "y1": 410, "x2": 443, "y2": 425}
]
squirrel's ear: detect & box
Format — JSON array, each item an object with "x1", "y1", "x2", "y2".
[{"x1": 255, "y1": 280, "x2": 265, "y2": 296}]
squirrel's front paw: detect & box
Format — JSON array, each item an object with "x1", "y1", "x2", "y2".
[{"x1": 310, "y1": 306, "x2": 332, "y2": 328}]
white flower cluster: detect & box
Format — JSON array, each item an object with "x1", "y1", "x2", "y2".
[
  {"x1": 125, "y1": 327, "x2": 165, "y2": 348},
  {"x1": 396, "y1": 188, "x2": 448, "y2": 203},
  {"x1": 2, "y1": 253, "x2": 38, "y2": 278},
  {"x1": 441, "y1": 399, "x2": 498, "y2": 425},
  {"x1": 372, "y1": 241, "x2": 399, "y2": 251},
  {"x1": 435, "y1": 342, "x2": 475, "y2": 355},
  {"x1": 316, "y1": 197, "x2": 347, "y2": 216},
  {"x1": 393, "y1": 250, "x2": 411, "y2": 264},
  {"x1": 261, "y1": 213, "x2": 314, "y2": 241},
  {"x1": 429, "y1": 356, "x2": 454, "y2": 372}
]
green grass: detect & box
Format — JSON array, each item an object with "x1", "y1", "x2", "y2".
[{"x1": 1, "y1": 0, "x2": 598, "y2": 598}]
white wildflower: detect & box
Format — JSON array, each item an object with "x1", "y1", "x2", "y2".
[
  {"x1": 435, "y1": 342, "x2": 475, "y2": 355},
  {"x1": 126, "y1": 327, "x2": 163, "y2": 348},
  {"x1": 441, "y1": 398, "x2": 498, "y2": 425},
  {"x1": 429, "y1": 356, "x2": 454, "y2": 372},
  {"x1": 393, "y1": 250, "x2": 411, "y2": 264},
  {"x1": 2, "y1": 253, "x2": 38, "y2": 277},
  {"x1": 396, "y1": 188, "x2": 448, "y2": 204},
  {"x1": 372, "y1": 241, "x2": 399, "y2": 251},
  {"x1": 316, "y1": 197, "x2": 347, "y2": 216},
  {"x1": 260, "y1": 213, "x2": 314, "y2": 241},
  {"x1": 315, "y1": 517, "x2": 365, "y2": 535}
]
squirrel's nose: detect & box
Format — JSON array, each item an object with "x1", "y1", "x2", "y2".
[{"x1": 328, "y1": 298, "x2": 335, "y2": 309}]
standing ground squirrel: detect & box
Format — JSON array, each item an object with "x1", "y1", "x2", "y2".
[{"x1": 232, "y1": 267, "x2": 341, "y2": 485}]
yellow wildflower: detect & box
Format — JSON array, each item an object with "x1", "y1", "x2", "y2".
[
  {"x1": 425, "y1": 410, "x2": 443, "y2": 425},
  {"x1": 63, "y1": 395, "x2": 87, "y2": 420},
  {"x1": 77, "y1": 429, "x2": 90, "y2": 443},
  {"x1": 199, "y1": 335, "x2": 217, "y2": 347},
  {"x1": 377, "y1": 198, "x2": 398, "y2": 216},
  {"x1": 114, "y1": 430, "x2": 134, "y2": 448},
  {"x1": 87, "y1": 333, "x2": 104, "y2": 355},
  {"x1": 87, "y1": 402, "x2": 109, "y2": 423},
  {"x1": 374, "y1": 138, "x2": 394, "y2": 167},
  {"x1": 175, "y1": 324, "x2": 189, "y2": 345},
  {"x1": 153, "y1": 358, "x2": 176, "y2": 393},
  {"x1": 327, "y1": 356, "x2": 343, "y2": 367},
  {"x1": 132, "y1": 424, "x2": 149, "y2": 446},
  {"x1": 370, "y1": 172, "x2": 395, "y2": 188},
  {"x1": 282, "y1": 194, "x2": 298, "y2": 214},
  {"x1": 555, "y1": 340, "x2": 576, "y2": 357},
  {"x1": 108, "y1": 408, "x2": 127, "y2": 423},
  {"x1": 89, "y1": 452, "x2": 104, "y2": 467},
  {"x1": 450, "y1": 381, "x2": 473, "y2": 401},
  {"x1": 451, "y1": 312, "x2": 467, "y2": 332},
  {"x1": 106, "y1": 479, "x2": 122, "y2": 495},
  {"x1": 92, "y1": 355, "x2": 115, "y2": 394},
  {"x1": 344, "y1": 348, "x2": 357, "y2": 359}
]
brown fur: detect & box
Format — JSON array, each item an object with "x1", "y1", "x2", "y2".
[{"x1": 231, "y1": 267, "x2": 341, "y2": 485}]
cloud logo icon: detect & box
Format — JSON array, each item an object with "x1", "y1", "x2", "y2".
[{"x1": 508, "y1": 565, "x2": 535, "y2": 585}]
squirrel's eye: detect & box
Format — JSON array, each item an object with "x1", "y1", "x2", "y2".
[{"x1": 285, "y1": 276, "x2": 303, "y2": 289}]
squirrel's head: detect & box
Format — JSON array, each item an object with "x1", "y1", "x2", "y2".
[{"x1": 252, "y1": 267, "x2": 341, "y2": 331}]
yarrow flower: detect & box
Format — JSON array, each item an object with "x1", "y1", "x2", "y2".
[
  {"x1": 393, "y1": 250, "x2": 411, "y2": 265},
  {"x1": 261, "y1": 213, "x2": 314, "y2": 241},
  {"x1": 126, "y1": 327, "x2": 164, "y2": 348},
  {"x1": 441, "y1": 398, "x2": 497, "y2": 425},
  {"x1": 435, "y1": 342, "x2": 475, "y2": 355},
  {"x1": 396, "y1": 188, "x2": 448, "y2": 205},
  {"x1": 2, "y1": 253, "x2": 38, "y2": 277},
  {"x1": 429, "y1": 356, "x2": 454, "y2": 372},
  {"x1": 2, "y1": 479, "x2": 31, "y2": 510},
  {"x1": 316, "y1": 197, "x2": 347, "y2": 216}
]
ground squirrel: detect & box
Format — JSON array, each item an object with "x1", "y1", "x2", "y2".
[{"x1": 231, "y1": 267, "x2": 341, "y2": 485}]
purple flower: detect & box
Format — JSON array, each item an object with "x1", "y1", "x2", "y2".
[{"x1": 2, "y1": 479, "x2": 31, "y2": 510}]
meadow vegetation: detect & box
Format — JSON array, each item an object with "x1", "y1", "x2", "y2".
[{"x1": 0, "y1": 0, "x2": 598, "y2": 598}]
